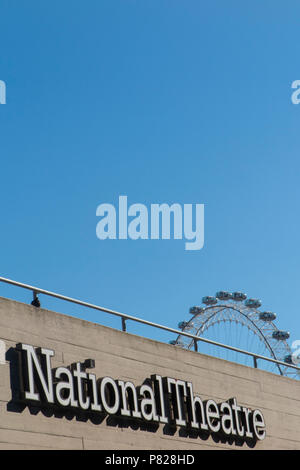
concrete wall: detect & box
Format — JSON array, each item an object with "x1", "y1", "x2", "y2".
[{"x1": 0, "y1": 296, "x2": 299, "y2": 450}]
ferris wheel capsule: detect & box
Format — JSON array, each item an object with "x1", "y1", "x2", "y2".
[
  {"x1": 284, "y1": 354, "x2": 293, "y2": 364},
  {"x1": 232, "y1": 292, "x2": 247, "y2": 301},
  {"x1": 169, "y1": 339, "x2": 184, "y2": 346},
  {"x1": 259, "y1": 311, "x2": 276, "y2": 322},
  {"x1": 245, "y1": 298, "x2": 262, "y2": 309},
  {"x1": 216, "y1": 291, "x2": 232, "y2": 301},
  {"x1": 178, "y1": 321, "x2": 188, "y2": 329},
  {"x1": 189, "y1": 306, "x2": 204, "y2": 315},
  {"x1": 202, "y1": 296, "x2": 218, "y2": 305},
  {"x1": 272, "y1": 330, "x2": 290, "y2": 340}
]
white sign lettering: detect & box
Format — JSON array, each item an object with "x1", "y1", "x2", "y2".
[{"x1": 16, "y1": 343, "x2": 266, "y2": 443}]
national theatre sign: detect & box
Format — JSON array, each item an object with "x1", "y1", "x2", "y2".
[{"x1": 15, "y1": 343, "x2": 266, "y2": 443}]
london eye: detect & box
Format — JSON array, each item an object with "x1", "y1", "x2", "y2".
[{"x1": 170, "y1": 291, "x2": 299, "y2": 379}]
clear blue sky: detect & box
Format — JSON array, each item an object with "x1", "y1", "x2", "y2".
[{"x1": 1, "y1": 1, "x2": 300, "y2": 351}]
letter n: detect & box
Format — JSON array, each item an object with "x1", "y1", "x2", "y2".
[{"x1": 17, "y1": 343, "x2": 55, "y2": 404}]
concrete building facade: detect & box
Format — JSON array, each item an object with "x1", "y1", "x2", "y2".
[{"x1": 0, "y1": 295, "x2": 299, "y2": 450}]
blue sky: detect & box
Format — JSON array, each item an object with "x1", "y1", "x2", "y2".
[{"x1": 1, "y1": 1, "x2": 300, "y2": 358}]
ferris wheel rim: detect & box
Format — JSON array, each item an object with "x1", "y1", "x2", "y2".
[{"x1": 176, "y1": 302, "x2": 291, "y2": 376}]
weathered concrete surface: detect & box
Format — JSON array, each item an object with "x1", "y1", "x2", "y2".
[{"x1": 0, "y1": 296, "x2": 299, "y2": 450}]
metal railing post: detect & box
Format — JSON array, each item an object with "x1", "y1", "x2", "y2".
[{"x1": 31, "y1": 291, "x2": 40, "y2": 308}]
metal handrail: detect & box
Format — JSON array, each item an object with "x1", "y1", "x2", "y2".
[{"x1": 1, "y1": 276, "x2": 300, "y2": 373}]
